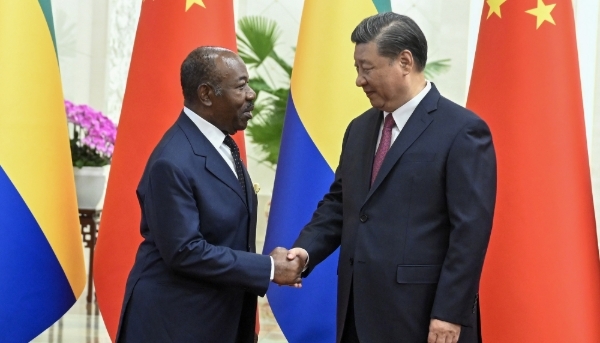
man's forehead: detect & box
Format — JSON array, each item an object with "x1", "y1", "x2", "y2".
[{"x1": 215, "y1": 53, "x2": 243, "y2": 68}]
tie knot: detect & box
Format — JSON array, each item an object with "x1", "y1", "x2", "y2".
[
  {"x1": 223, "y1": 135, "x2": 239, "y2": 154},
  {"x1": 383, "y1": 113, "x2": 396, "y2": 129}
]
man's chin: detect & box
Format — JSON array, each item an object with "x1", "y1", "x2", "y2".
[
  {"x1": 234, "y1": 122, "x2": 248, "y2": 132},
  {"x1": 368, "y1": 98, "x2": 383, "y2": 110}
]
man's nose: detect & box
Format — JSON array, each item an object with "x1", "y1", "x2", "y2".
[
  {"x1": 247, "y1": 86, "x2": 256, "y2": 100},
  {"x1": 356, "y1": 74, "x2": 366, "y2": 87}
]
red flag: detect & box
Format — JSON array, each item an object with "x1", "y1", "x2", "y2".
[
  {"x1": 467, "y1": 0, "x2": 600, "y2": 341},
  {"x1": 93, "y1": 0, "x2": 249, "y2": 340}
]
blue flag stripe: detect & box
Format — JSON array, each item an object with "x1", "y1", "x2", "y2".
[
  {"x1": 0, "y1": 166, "x2": 75, "y2": 342},
  {"x1": 263, "y1": 94, "x2": 339, "y2": 343}
]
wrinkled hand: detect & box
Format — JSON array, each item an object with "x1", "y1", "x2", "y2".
[
  {"x1": 270, "y1": 247, "x2": 304, "y2": 287},
  {"x1": 428, "y1": 319, "x2": 461, "y2": 343}
]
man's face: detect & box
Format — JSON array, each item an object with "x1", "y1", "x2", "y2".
[
  {"x1": 354, "y1": 42, "x2": 407, "y2": 112},
  {"x1": 209, "y1": 53, "x2": 256, "y2": 135}
]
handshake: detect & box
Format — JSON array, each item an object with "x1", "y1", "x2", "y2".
[{"x1": 269, "y1": 247, "x2": 308, "y2": 287}]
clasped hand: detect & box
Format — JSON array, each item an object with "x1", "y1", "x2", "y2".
[{"x1": 269, "y1": 247, "x2": 307, "y2": 287}]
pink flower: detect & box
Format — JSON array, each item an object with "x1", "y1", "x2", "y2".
[{"x1": 65, "y1": 100, "x2": 117, "y2": 164}]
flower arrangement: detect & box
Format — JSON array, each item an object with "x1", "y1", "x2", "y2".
[{"x1": 65, "y1": 100, "x2": 117, "y2": 168}]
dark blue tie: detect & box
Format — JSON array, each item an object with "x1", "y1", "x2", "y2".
[{"x1": 223, "y1": 135, "x2": 247, "y2": 196}]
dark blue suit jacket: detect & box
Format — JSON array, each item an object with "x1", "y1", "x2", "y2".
[
  {"x1": 117, "y1": 112, "x2": 271, "y2": 343},
  {"x1": 294, "y1": 85, "x2": 497, "y2": 343}
]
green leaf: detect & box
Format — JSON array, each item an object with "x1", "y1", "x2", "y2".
[
  {"x1": 237, "y1": 15, "x2": 294, "y2": 167},
  {"x1": 246, "y1": 108, "x2": 284, "y2": 165},
  {"x1": 424, "y1": 58, "x2": 451, "y2": 80},
  {"x1": 237, "y1": 16, "x2": 280, "y2": 69},
  {"x1": 248, "y1": 77, "x2": 272, "y2": 95},
  {"x1": 269, "y1": 51, "x2": 292, "y2": 77}
]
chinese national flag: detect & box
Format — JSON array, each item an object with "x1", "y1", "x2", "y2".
[
  {"x1": 467, "y1": 0, "x2": 600, "y2": 342},
  {"x1": 93, "y1": 0, "x2": 250, "y2": 340}
]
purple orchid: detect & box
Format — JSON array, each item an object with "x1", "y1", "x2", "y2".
[{"x1": 65, "y1": 100, "x2": 117, "y2": 167}]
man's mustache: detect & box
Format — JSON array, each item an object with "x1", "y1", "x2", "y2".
[{"x1": 243, "y1": 102, "x2": 254, "y2": 112}]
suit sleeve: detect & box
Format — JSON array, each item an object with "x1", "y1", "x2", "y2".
[
  {"x1": 144, "y1": 158, "x2": 272, "y2": 296},
  {"x1": 430, "y1": 117, "x2": 497, "y2": 326},
  {"x1": 293, "y1": 120, "x2": 354, "y2": 276}
]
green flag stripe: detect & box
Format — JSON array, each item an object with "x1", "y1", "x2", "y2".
[
  {"x1": 372, "y1": 0, "x2": 392, "y2": 13},
  {"x1": 38, "y1": 0, "x2": 57, "y2": 55}
]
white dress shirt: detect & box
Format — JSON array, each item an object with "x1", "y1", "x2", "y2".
[
  {"x1": 183, "y1": 107, "x2": 275, "y2": 281},
  {"x1": 375, "y1": 81, "x2": 432, "y2": 150}
]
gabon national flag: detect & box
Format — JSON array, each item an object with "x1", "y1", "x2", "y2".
[
  {"x1": 0, "y1": 0, "x2": 86, "y2": 341},
  {"x1": 93, "y1": 0, "x2": 246, "y2": 340},
  {"x1": 466, "y1": 0, "x2": 600, "y2": 341},
  {"x1": 262, "y1": 1, "x2": 390, "y2": 342}
]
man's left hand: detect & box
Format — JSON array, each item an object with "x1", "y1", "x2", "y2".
[{"x1": 428, "y1": 319, "x2": 460, "y2": 343}]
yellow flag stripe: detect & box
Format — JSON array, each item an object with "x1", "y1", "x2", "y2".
[
  {"x1": 0, "y1": 0, "x2": 86, "y2": 296},
  {"x1": 291, "y1": 0, "x2": 377, "y2": 169}
]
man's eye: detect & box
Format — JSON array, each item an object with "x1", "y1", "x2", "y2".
[{"x1": 357, "y1": 66, "x2": 372, "y2": 74}]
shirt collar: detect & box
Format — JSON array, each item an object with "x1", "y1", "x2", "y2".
[
  {"x1": 183, "y1": 106, "x2": 227, "y2": 150},
  {"x1": 385, "y1": 80, "x2": 431, "y2": 122}
]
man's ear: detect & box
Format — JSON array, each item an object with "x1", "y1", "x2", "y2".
[
  {"x1": 397, "y1": 50, "x2": 414, "y2": 73},
  {"x1": 197, "y1": 84, "x2": 212, "y2": 106}
]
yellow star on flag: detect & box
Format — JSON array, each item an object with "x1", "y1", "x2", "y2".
[
  {"x1": 487, "y1": 0, "x2": 507, "y2": 19},
  {"x1": 186, "y1": 0, "x2": 205, "y2": 11},
  {"x1": 525, "y1": 0, "x2": 556, "y2": 29}
]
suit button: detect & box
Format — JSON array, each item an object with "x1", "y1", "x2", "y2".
[
  {"x1": 359, "y1": 214, "x2": 368, "y2": 222},
  {"x1": 349, "y1": 258, "x2": 354, "y2": 266}
]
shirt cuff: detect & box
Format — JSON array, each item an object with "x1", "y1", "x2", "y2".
[
  {"x1": 303, "y1": 252, "x2": 309, "y2": 272},
  {"x1": 270, "y1": 256, "x2": 274, "y2": 281},
  {"x1": 292, "y1": 247, "x2": 309, "y2": 272}
]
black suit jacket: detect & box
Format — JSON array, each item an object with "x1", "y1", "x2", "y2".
[
  {"x1": 116, "y1": 113, "x2": 271, "y2": 343},
  {"x1": 294, "y1": 85, "x2": 497, "y2": 343}
]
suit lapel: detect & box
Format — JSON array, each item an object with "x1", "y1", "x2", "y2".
[
  {"x1": 363, "y1": 85, "x2": 440, "y2": 205},
  {"x1": 356, "y1": 109, "x2": 383, "y2": 202},
  {"x1": 243, "y1": 165, "x2": 257, "y2": 252},
  {"x1": 241, "y1": 165, "x2": 253, "y2": 211},
  {"x1": 176, "y1": 112, "x2": 248, "y2": 207},
  {"x1": 205, "y1": 157, "x2": 248, "y2": 207}
]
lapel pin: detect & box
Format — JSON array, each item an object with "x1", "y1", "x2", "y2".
[{"x1": 253, "y1": 183, "x2": 260, "y2": 194}]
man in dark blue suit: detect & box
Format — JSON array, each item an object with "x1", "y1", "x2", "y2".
[
  {"x1": 116, "y1": 46, "x2": 304, "y2": 343},
  {"x1": 288, "y1": 13, "x2": 497, "y2": 343}
]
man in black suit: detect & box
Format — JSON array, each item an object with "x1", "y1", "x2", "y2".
[
  {"x1": 116, "y1": 46, "x2": 304, "y2": 343},
  {"x1": 288, "y1": 13, "x2": 497, "y2": 343}
]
